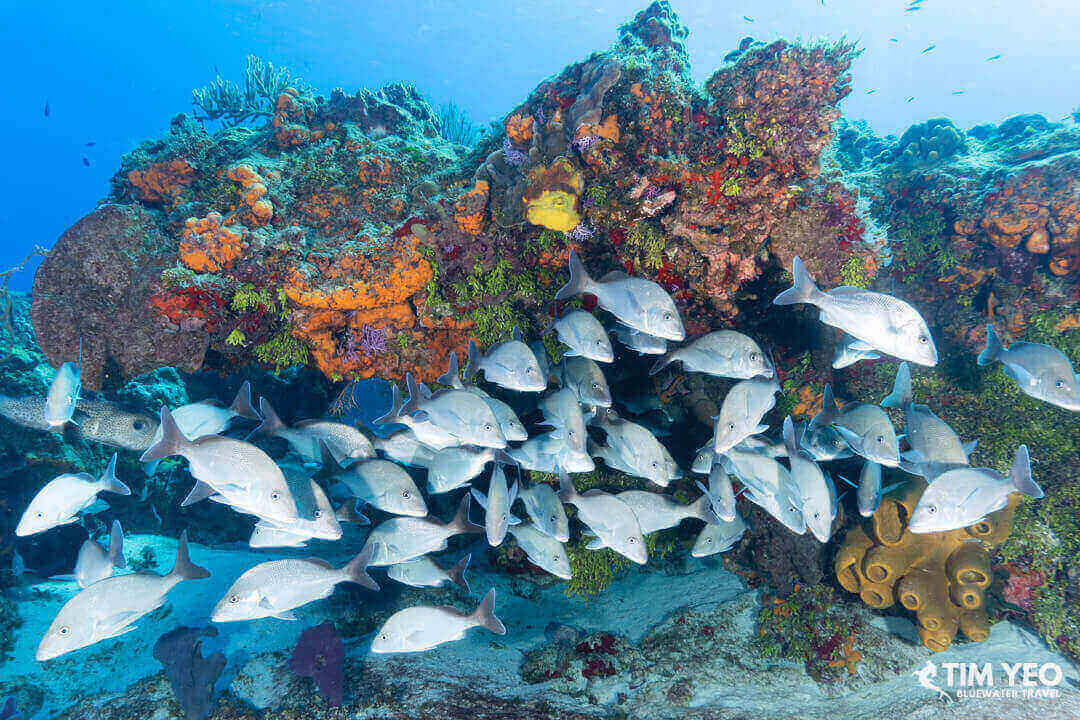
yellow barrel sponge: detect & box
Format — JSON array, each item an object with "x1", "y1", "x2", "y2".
[{"x1": 835, "y1": 478, "x2": 1018, "y2": 652}]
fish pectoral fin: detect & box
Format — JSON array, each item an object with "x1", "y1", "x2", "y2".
[
  {"x1": 585, "y1": 537, "x2": 607, "y2": 550},
  {"x1": 82, "y1": 498, "x2": 110, "y2": 515},
  {"x1": 272, "y1": 611, "x2": 298, "y2": 621}
]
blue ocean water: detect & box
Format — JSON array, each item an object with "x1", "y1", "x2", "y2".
[{"x1": 3, "y1": 1, "x2": 1080, "y2": 718}]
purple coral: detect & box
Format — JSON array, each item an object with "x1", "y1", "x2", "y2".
[
  {"x1": 572, "y1": 135, "x2": 598, "y2": 152},
  {"x1": 567, "y1": 223, "x2": 594, "y2": 242},
  {"x1": 502, "y1": 137, "x2": 526, "y2": 167},
  {"x1": 153, "y1": 626, "x2": 226, "y2": 720},
  {"x1": 359, "y1": 324, "x2": 387, "y2": 356},
  {"x1": 290, "y1": 621, "x2": 344, "y2": 707}
]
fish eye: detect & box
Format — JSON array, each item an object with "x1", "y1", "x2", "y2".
[
  {"x1": 550, "y1": 515, "x2": 557, "y2": 522},
  {"x1": 927, "y1": 505, "x2": 937, "y2": 515},
  {"x1": 36, "y1": 512, "x2": 43, "y2": 519},
  {"x1": 402, "y1": 490, "x2": 411, "y2": 499},
  {"x1": 919, "y1": 335, "x2": 928, "y2": 344},
  {"x1": 229, "y1": 595, "x2": 239, "y2": 603},
  {"x1": 314, "y1": 510, "x2": 323, "y2": 518},
  {"x1": 596, "y1": 339, "x2": 603, "y2": 345},
  {"x1": 1056, "y1": 379, "x2": 1065, "y2": 388},
  {"x1": 875, "y1": 435, "x2": 884, "y2": 444},
  {"x1": 591, "y1": 382, "x2": 599, "y2": 389},
  {"x1": 271, "y1": 492, "x2": 280, "y2": 500},
  {"x1": 834, "y1": 439, "x2": 843, "y2": 447},
  {"x1": 526, "y1": 367, "x2": 535, "y2": 374},
  {"x1": 380, "y1": 633, "x2": 389, "y2": 641},
  {"x1": 727, "y1": 423, "x2": 736, "y2": 431},
  {"x1": 627, "y1": 537, "x2": 637, "y2": 543},
  {"x1": 568, "y1": 429, "x2": 575, "y2": 436},
  {"x1": 133, "y1": 420, "x2": 145, "y2": 430},
  {"x1": 664, "y1": 312, "x2": 672, "y2": 321},
  {"x1": 706, "y1": 538, "x2": 713, "y2": 544},
  {"x1": 484, "y1": 423, "x2": 493, "y2": 431},
  {"x1": 651, "y1": 461, "x2": 659, "y2": 468},
  {"x1": 59, "y1": 626, "x2": 69, "y2": 635}
]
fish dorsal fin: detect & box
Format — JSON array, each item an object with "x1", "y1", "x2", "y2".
[
  {"x1": 293, "y1": 419, "x2": 327, "y2": 429},
  {"x1": 306, "y1": 558, "x2": 334, "y2": 569},
  {"x1": 599, "y1": 270, "x2": 628, "y2": 282}
]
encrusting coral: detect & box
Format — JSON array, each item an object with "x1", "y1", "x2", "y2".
[{"x1": 835, "y1": 479, "x2": 1017, "y2": 652}]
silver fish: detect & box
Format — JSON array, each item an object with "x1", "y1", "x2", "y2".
[
  {"x1": 615, "y1": 490, "x2": 717, "y2": 534},
  {"x1": 504, "y1": 432, "x2": 595, "y2": 474},
  {"x1": 363, "y1": 495, "x2": 481, "y2": 566},
  {"x1": 251, "y1": 397, "x2": 375, "y2": 464},
  {"x1": 374, "y1": 384, "x2": 461, "y2": 450},
  {"x1": 335, "y1": 458, "x2": 426, "y2": 517},
  {"x1": 140, "y1": 407, "x2": 299, "y2": 524},
  {"x1": 401, "y1": 374, "x2": 506, "y2": 448},
  {"x1": 428, "y1": 446, "x2": 494, "y2": 494},
  {"x1": 712, "y1": 377, "x2": 780, "y2": 454},
  {"x1": 721, "y1": 447, "x2": 805, "y2": 534},
  {"x1": 373, "y1": 428, "x2": 437, "y2": 467},
  {"x1": 556, "y1": 251, "x2": 685, "y2": 341},
  {"x1": 438, "y1": 353, "x2": 528, "y2": 441},
  {"x1": 613, "y1": 323, "x2": 667, "y2": 355},
  {"x1": 774, "y1": 257, "x2": 938, "y2": 366},
  {"x1": 979, "y1": 324, "x2": 1080, "y2": 410},
  {"x1": 507, "y1": 521, "x2": 572, "y2": 579},
  {"x1": 516, "y1": 479, "x2": 569, "y2": 542},
  {"x1": 388, "y1": 554, "x2": 471, "y2": 592},
  {"x1": 250, "y1": 480, "x2": 342, "y2": 547},
  {"x1": 36, "y1": 532, "x2": 209, "y2": 660},
  {"x1": 554, "y1": 355, "x2": 612, "y2": 408},
  {"x1": 143, "y1": 382, "x2": 259, "y2": 473},
  {"x1": 782, "y1": 416, "x2": 835, "y2": 542},
  {"x1": 16, "y1": 454, "x2": 131, "y2": 536},
  {"x1": 833, "y1": 333, "x2": 881, "y2": 369},
  {"x1": 44, "y1": 341, "x2": 81, "y2": 428},
  {"x1": 590, "y1": 413, "x2": 671, "y2": 486},
  {"x1": 530, "y1": 340, "x2": 555, "y2": 385},
  {"x1": 696, "y1": 461, "x2": 736, "y2": 522},
  {"x1": 881, "y1": 362, "x2": 974, "y2": 478},
  {"x1": 52, "y1": 520, "x2": 126, "y2": 588},
  {"x1": 464, "y1": 337, "x2": 546, "y2": 392},
  {"x1": 539, "y1": 388, "x2": 587, "y2": 454},
  {"x1": 799, "y1": 418, "x2": 854, "y2": 462},
  {"x1": 651, "y1": 330, "x2": 773, "y2": 379},
  {"x1": 546, "y1": 310, "x2": 614, "y2": 363},
  {"x1": 471, "y1": 465, "x2": 518, "y2": 546},
  {"x1": 212, "y1": 545, "x2": 377, "y2": 622},
  {"x1": 691, "y1": 514, "x2": 748, "y2": 557},
  {"x1": 856, "y1": 460, "x2": 883, "y2": 518},
  {"x1": 557, "y1": 472, "x2": 647, "y2": 564},
  {"x1": 909, "y1": 445, "x2": 1043, "y2": 533},
  {"x1": 370, "y1": 588, "x2": 505, "y2": 653},
  {"x1": 810, "y1": 384, "x2": 899, "y2": 467}
]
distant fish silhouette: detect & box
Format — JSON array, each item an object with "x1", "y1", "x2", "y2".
[
  {"x1": 85, "y1": 141, "x2": 96, "y2": 147},
  {"x1": 44, "y1": 100, "x2": 50, "y2": 117},
  {"x1": 905, "y1": 96, "x2": 916, "y2": 103},
  {"x1": 743, "y1": 15, "x2": 754, "y2": 22},
  {"x1": 986, "y1": 54, "x2": 1001, "y2": 61},
  {"x1": 82, "y1": 157, "x2": 90, "y2": 167},
  {"x1": 921, "y1": 44, "x2": 936, "y2": 54},
  {"x1": 951, "y1": 90, "x2": 965, "y2": 95}
]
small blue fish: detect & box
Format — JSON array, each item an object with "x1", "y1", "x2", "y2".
[
  {"x1": 889, "y1": 38, "x2": 900, "y2": 43},
  {"x1": 866, "y1": 89, "x2": 878, "y2": 95},
  {"x1": 921, "y1": 44, "x2": 936, "y2": 54},
  {"x1": 905, "y1": 96, "x2": 916, "y2": 103},
  {"x1": 743, "y1": 15, "x2": 755, "y2": 23},
  {"x1": 986, "y1": 54, "x2": 1001, "y2": 61},
  {"x1": 951, "y1": 90, "x2": 965, "y2": 95}
]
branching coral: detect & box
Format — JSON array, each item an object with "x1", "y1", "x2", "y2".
[{"x1": 192, "y1": 55, "x2": 312, "y2": 126}]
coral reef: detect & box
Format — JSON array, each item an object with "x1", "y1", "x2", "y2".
[{"x1": 835, "y1": 479, "x2": 1017, "y2": 652}]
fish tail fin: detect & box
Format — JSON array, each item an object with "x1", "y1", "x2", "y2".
[
  {"x1": 169, "y1": 531, "x2": 210, "y2": 581},
  {"x1": 555, "y1": 250, "x2": 594, "y2": 301},
  {"x1": 556, "y1": 470, "x2": 579, "y2": 503},
  {"x1": 108, "y1": 520, "x2": 126, "y2": 570},
  {"x1": 463, "y1": 340, "x2": 482, "y2": 381},
  {"x1": 230, "y1": 380, "x2": 261, "y2": 420},
  {"x1": 335, "y1": 500, "x2": 369, "y2": 525},
  {"x1": 342, "y1": 543, "x2": 380, "y2": 590},
  {"x1": 250, "y1": 397, "x2": 285, "y2": 437},
  {"x1": 97, "y1": 453, "x2": 131, "y2": 496},
  {"x1": 809, "y1": 384, "x2": 838, "y2": 431},
  {"x1": 181, "y1": 480, "x2": 216, "y2": 507},
  {"x1": 471, "y1": 588, "x2": 506, "y2": 635},
  {"x1": 437, "y1": 352, "x2": 462, "y2": 387},
  {"x1": 448, "y1": 553, "x2": 472, "y2": 593},
  {"x1": 1009, "y1": 445, "x2": 1043, "y2": 498},
  {"x1": 977, "y1": 324, "x2": 1003, "y2": 366},
  {"x1": 449, "y1": 494, "x2": 483, "y2": 534},
  {"x1": 781, "y1": 415, "x2": 799, "y2": 455},
  {"x1": 649, "y1": 350, "x2": 677, "y2": 376},
  {"x1": 689, "y1": 493, "x2": 719, "y2": 525},
  {"x1": 374, "y1": 384, "x2": 405, "y2": 425},
  {"x1": 308, "y1": 479, "x2": 337, "y2": 518},
  {"x1": 312, "y1": 440, "x2": 342, "y2": 482},
  {"x1": 881, "y1": 362, "x2": 912, "y2": 409},
  {"x1": 140, "y1": 407, "x2": 192, "y2": 463},
  {"x1": 772, "y1": 256, "x2": 825, "y2": 306},
  {"x1": 401, "y1": 373, "x2": 423, "y2": 415}
]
